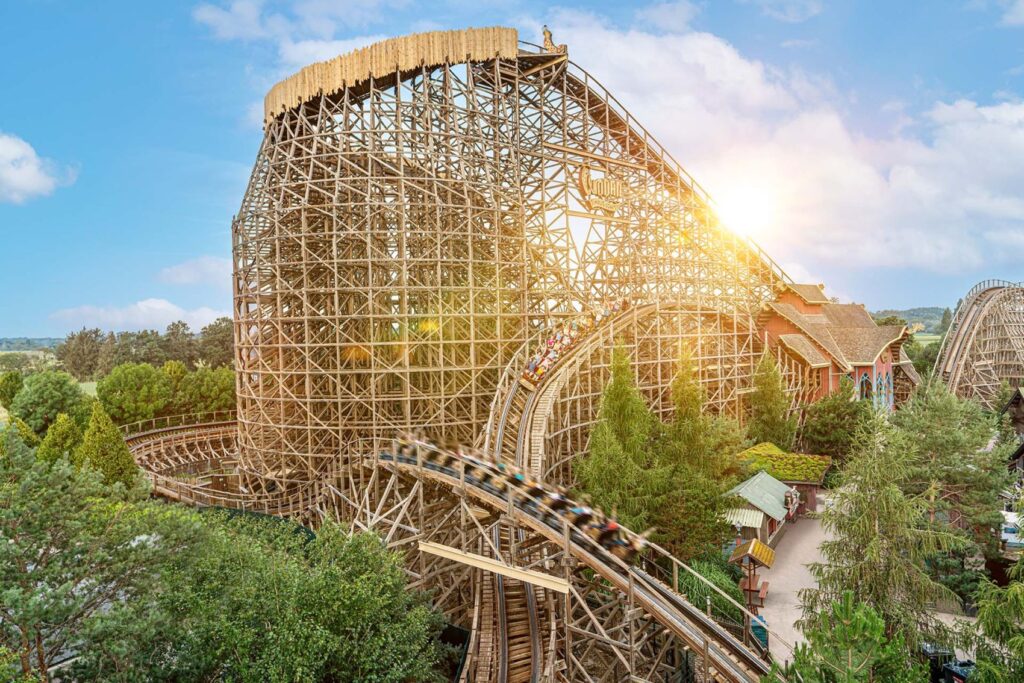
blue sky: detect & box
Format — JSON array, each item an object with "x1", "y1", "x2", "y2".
[{"x1": 3, "y1": 0, "x2": 1024, "y2": 335}]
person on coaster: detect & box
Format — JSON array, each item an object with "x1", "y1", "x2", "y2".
[
  {"x1": 543, "y1": 487, "x2": 570, "y2": 514},
  {"x1": 567, "y1": 505, "x2": 595, "y2": 528}
]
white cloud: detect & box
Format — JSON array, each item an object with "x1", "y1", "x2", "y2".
[
  {"x1": 743, "y1": 0, "x2": 823, "y2": 23},
  {"x1": 0, "y1": 132, "x2": 75, "y2": 204},
  {"x1": 1003, "y1": 0, "x2": 1024, "y2": 25},
  {"x1": 636, "y1": 1, "x2": 700, "y2": 32},
  {"x1": 193, "y1": 0, "x2": 274, "y2": 40},
  {"x1": 158, "y1": 256, "x2": 232, "y2": 286},
  {"x1": 543, "y1": 9, "x2": 1024, "y2": 274},
  {"x1": 51, "y1": 298, "x2": 228, "y2": 332}
]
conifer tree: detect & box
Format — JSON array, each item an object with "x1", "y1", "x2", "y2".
[
  {"x1": 74, "y1": 403, "x2": 138, "y2": 487},
  {"x1": 747, "y1": 353, "x2": 796, "y2": 450},
  {"x1": 798, "y1": 377, "x2": 870, "y2": 461},
  {"x1": 892, "y1": 378, "x2": 1013, "y2": 602},
  {"x1": 574, "y1": 348, "x2": 670, "y2": 531},
  {"x1": 36, "y1": 413, "x2": 82, "y2": 465},
  {"x1": 0, "y1": 370, "x2": 23, "y2": 410},
  {"x1": 779, "y1": 592, "x2": 925, "y2": 682},
  {"x1": 800, "y1": 411, "x2": 961, "y2": 646}
]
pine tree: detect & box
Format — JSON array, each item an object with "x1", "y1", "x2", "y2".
[
  {"x1": 939, "y1": 307, "x2": 953, "y2": 334},
  {"x1": 800, "y1": 411, "x2": 961, "y2": 646},
  {"x1": 574, "y1": 348, "x2": 669, "y2": 531},
  {"x1": 798, "y1": 377, "x2": 871, "y2": 462},
  {"x1": 892, "y1": 378, "x2": 1013, "y2": 603},
  {"x1": 780, "y1": 592, "x2": 925, "y2": 682},
  {"x1": 747, "y1": 353, "x2": 796, "y2": 450},
  {"x1": 74, "y1": 403, "x2": 139, "y2": 487},
  {"x1": 36, "y1": 413, "x2": 82, "y2": 465},
  {"x1": 0, "y1": 370, "x2": 23, "y2": 410}
]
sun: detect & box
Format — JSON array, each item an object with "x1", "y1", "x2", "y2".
[{"x1": 712, "y1": 183, "x2": 779, "y2": 241}]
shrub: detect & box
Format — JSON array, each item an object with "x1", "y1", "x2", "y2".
[
  {"x1": 10, "y1": 370, "x2": 84, "y2": 436},
  {"x1": 97, "y1": 362, "x2": 172, "y2": 425},
  {"x1": 74, "y1": 403, "x2": 138, "y2": 487}
]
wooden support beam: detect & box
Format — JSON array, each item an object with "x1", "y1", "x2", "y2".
[{"x1": 419, "y1": 541, "x2": 570, "y2": 594}]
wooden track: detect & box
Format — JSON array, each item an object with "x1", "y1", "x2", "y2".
[{"x1": 936, "y1": 279, "x2": 1024, "y2": 407}]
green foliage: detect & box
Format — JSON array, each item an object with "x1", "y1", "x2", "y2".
[
  {"x1": 74, "y1": 403, "x2": 139, "y2": 486},
  {"x1": 180, "y1": 366, "x2": 236, "y2": 414},
  {"x1": 800, "y1": 411, "x2": 961, "y2": 647},
  {"x1": 199, "y1": 316, "x2": 235, "y2": 368},
  {"x1": 798, "y1": 377, "x2": 871, "y2": 462},
  {"x1": 894, "y1": 379, "x2": 1012, "y2": 561},
  {"x1": 576, "y1": 346, "x2": 736, "y2": 561},
  {"x1": 0, "y1": 428, "x2": 195, "y2": 681},
  {"x1": 675, "y1": 558, "x2": 745, "y2": 625},
  {"x1": 56, "y1": 319, "x2": 234, "y2": 380},
  {"x1": 740, "y1": 442, "x2": 831, "y2": 483},
  {"x1": 69, "y1": 514, "x2": 448, "y2": 683},
  {"x1": 904, "y1": 338, "x2": 941, "y2": 376},
  {"x1": 0, "y1": 418, "x2": 41, "y2": 458},
  {"x1": 963, "y1": 533, "x2": 1024, "y2": 683},
  {"x1": 747, "y1": 353, "x2": 796, "y2": 450},
  {"x1": 55, "y1": 328, "x2": 105, "y2": 380},
  {"x1": 35, "y1": 413, "x2": 82, "y2": 465},
  {"x1": 0, "y1": 371, "x2": 23, "y2": 410},
  {"x1": 939, "y1": 307, "x2": 952, "y2": 334},
  {"x1": 9, "y1": 370, "x2": 84, "y2": 436},
  {"x1": 774, "y1": 592, "x2": 926, "y2": 682},
  {"x1": 97, "y1": 362, "x2": 172, "y2": 425}
]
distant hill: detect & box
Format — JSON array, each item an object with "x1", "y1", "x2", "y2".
[
  {"x1": 0, "y1": 338, "x2": 61, "y2": 352},
  {"x1": 871, "y1": 307, "x2": 948, "y2": 333}
]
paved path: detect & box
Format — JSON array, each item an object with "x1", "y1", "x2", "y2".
[{"x1": 756, "y1": 512, "x2": 827, "y2": 662}]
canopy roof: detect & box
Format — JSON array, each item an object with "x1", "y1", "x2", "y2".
[
  {"x1": 726, "y1": 470, "x2": 792, "y2": 522},
  {"x1": 724, "y1": 508, "x2": 765, "y2": 529},
  {"x1": 728, "y1": 538, "x2": 776, "y2": 568}
]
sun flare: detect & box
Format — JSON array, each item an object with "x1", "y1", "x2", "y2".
[{"x1": 713, "y1": 184, "x2": 779, "y2": 241}]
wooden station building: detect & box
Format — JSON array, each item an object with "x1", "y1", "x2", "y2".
[{"x1": 760, "y1": 283, "x2": 920, "y2": 410}]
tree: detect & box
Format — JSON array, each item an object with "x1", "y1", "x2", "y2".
[
  {"x1": 747, "y1": 353, "x2": 796, "y2": 450},
  {"x1": 179, "y1": 366, "x2": 236, "y2": 414},
  {"x1": 800, "y1": 411, "x2": 961, "y2": 647},
  {"x1": 199, "y1": 316, "x2": 234, "y2": 368},
  {"x1": 776, "y1": 592, "x2": 925, "y2": 682},
  {"x1": 574, "y1": 348, "x2": 670, "y2": 531},
  {"x1": 0, "y1": 371, "x2": 23, "y2": 410},
  {"x1": 798, "y1": 378, "x2": 871, "y2": 462},
  {"x1": 0, "y1": 428, "x2": 198, "y2": 683},
  {"x1": 74, "y1": 403, "x2": 139, "y2": 486},
  {"x1": 162, "y1": 320, "x2": 198, "y2": 367},
  {"x1": 70, "y1": 515, "x2": 448, "y2": 683},
  {"x1": 97, "y1": 362, "x2": 172, "y2": 425},
  {"x1": 938, "y1": 307, "x2": 952, "y2": 334},
  {"x1": 94, "y1": 332, "x2": 118, "y2": 377},
  {"x1": 161, "y1": 359, "x2": 190, "y2": 414},
  {"x1": 35, "y1": 413, "x2": 81, "y2": 465},
  {"x1": 9, "y1": 371, "x2": 84, "y2": 436},
  {"x1": 892, "y1": 379, "x2": 1013, "y2": 604},
  {"x1": 55, "y1": 328, "x2": 104, "y2": 380},
  {"x1": 0, "y1": 418, "x2": 40, "y2": 458},
  {"x1": 962, "y1": 495, "x2": 1024, "y2": 682}
]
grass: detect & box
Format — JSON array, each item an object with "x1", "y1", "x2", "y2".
[
  {"x1": 79, "y1": 381, "x2": 97, "y2": 397},
  {"x1": 915, "y1": 333, "x2": 942, "y2": 346}
]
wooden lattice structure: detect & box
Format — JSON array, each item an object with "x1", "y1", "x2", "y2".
[
  {"x1": 232, "y1": 27, "x2": 791, "y2": 494},
  {"x1": 937, "y1": 279, "x2": 1024, "y2": 407},
  {"x1": 125, "y1": 27, "x2": 817, "y2": 682}
]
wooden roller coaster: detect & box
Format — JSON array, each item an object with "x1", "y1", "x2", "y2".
[
  {"x1": 124, "y1": 26, "x2": 812, "y2": 681},
  {"x1": 936, "y1": 279, "x2": 1024, "y2": 407}
]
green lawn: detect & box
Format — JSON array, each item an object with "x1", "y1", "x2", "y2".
[
  {"x1": 915, "y1": 333, "x2": 942, "y2": 346},
  {"x1": 79, "y1": 381, "x2": 97, "y2": 397}
]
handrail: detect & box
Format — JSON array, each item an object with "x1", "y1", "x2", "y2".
[
  {"x1": 120, "y1": 411, "x2": 237, "y2": 437},
  {"x1": 369, "y1": 442, "x2": 783, "y2": 681}
]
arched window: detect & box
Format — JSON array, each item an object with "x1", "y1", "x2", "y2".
[
  {"x1": 876, "y1": 374, "x2": 885, "y2": 409},
  {"x1": 859, "y1": 373, "x2": 873, "y2": 402},
  {"x1": 886, "y1": 372, "x2": 894, "y2": 408}
]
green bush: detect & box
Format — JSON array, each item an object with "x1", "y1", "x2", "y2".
[
  {"x1": 74, "y1": 403, "x2": 139, "y2": 487},
  {"x1": 97, "y1": 362, "x2": 172, "y2": 425},
  {"x1": 739, "y1": 442, "x2": 831, "y2": 483},
  {"x1": 9, "y1": 370, "x2": 84, "y2": 436}
]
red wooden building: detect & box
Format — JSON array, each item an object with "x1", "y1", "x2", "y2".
[{"x1": 760, "y1": 283, "x2": 920, "y2": 410}]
